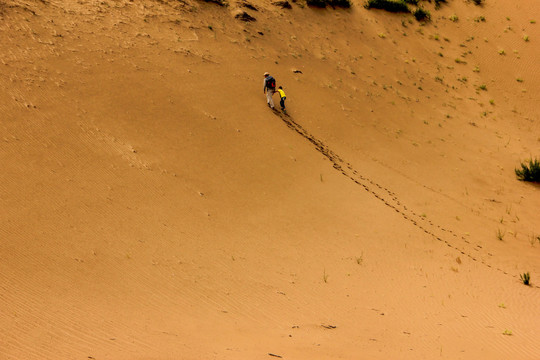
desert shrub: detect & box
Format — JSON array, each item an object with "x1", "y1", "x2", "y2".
[
  {"x1": 242, "y1": 1, "x2": 258, "y2": 10},
  {"x1": 329, "y1": 0, "x2": 352, "y2": 8},
  {"x1": 520, "y1": 272, "x2": 531, "y2": 285},
  {"x1": 403, "y1": 0, "x2": 418, "y2": 4},
  {"x1": 306, "y1": 0, "x2": 327, "y2": 6},
  {"x1": 413, "y1": 7, "x2": 430, "y2": 21},
  {"x1": 515, "y1": 158, "x2": 540, "y2": 182},
  {"x1": 434, "y1": 0, "x2": 446, "y2": 9},
  {"x1": 307, "y1": 0, "x2": 351, "y2": 7},
  {"x1": 364, "y1": 0, "x2": 410, "y2": 12},
  {"x1": 234, "y1": 10, "x2": 256, "y2": 21},
  {"x1": 472, "y1": 0, "x2": 483, "y2": 5},
  {"x1": 202, "y1": 0, "x2": 228, "y2": 6}
]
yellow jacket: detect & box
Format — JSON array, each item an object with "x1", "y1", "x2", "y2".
[{"x1": 277, "y1": 89, "x2": 286, "y2": 98}]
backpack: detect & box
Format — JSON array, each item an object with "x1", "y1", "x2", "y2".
[{"x1": 266, "y1": 76, "x2": 276, "y2": 89}]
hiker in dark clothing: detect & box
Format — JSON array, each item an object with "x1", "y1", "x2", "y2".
[{"x1": 263, "y1": 72, "x2": 276, "y2": 109}]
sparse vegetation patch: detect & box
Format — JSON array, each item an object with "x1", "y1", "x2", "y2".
[
  {"x1": 520, "y1": 272, "x2": 531, "y2": 285},
  {"x1": 413, "y1": 7, "x2": 430, "y2": 21},
  {"x1": 234, "y1": 10, "x2": 256, "y2": 21},
  {"x1": 365, "y1": 0, "x2": 435, "y2": 21},
  {"x1": 202, "y1": 0, "x2": 228, "y2": 6},
  {"x1": 306, "y1": 0, "x2": 327, "y2": 7},
  {"x1": 515, "y1": 158, "x2": 540, "y2": 182},
  {"x1": 434, "y1": 0, "x2": 447, "y2": 9},
  {"x1": 241, "y1": 1, "x2": 258, "y2": 10},
  {"x1": 272, "y1": 0, "x2": 292, "y2": 8},
  {"x1": 328, "y1": 0, "x2": 353, "y2": 8},
  {"x1": 308, "y1": 0, "x2": 352, "y2": 8},
  {"x1": 364, "y1": 0, "x2": 410, "y2": 13}
]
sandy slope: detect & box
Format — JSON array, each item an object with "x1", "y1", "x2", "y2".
[{"x1": 1, "y1": 0, "x2": 539, "y2": 359}]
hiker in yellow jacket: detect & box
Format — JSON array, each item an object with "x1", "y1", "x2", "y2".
[{"x1": 277, "y1": 86, "x2": 286, "y2": 111}]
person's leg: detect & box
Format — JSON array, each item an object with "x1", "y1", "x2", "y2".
[
  {"x1": 280, "y1": 97, "x2": 285, "y2": 110},
  {"x1": 266, "y1": 90, "x2": 275, "y2": 108}
]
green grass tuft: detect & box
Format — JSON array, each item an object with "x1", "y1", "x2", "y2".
[
  {"x1": 515, "y1": 158, "x2": 540, "y2": 182},
  {"x1": 520, "y1": 272, "x2": 531, "y2": 285}
]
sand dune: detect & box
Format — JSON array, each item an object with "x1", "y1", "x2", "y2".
[{"x1": 1, "y1": 0, "x2": 539, "y2": 358}]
